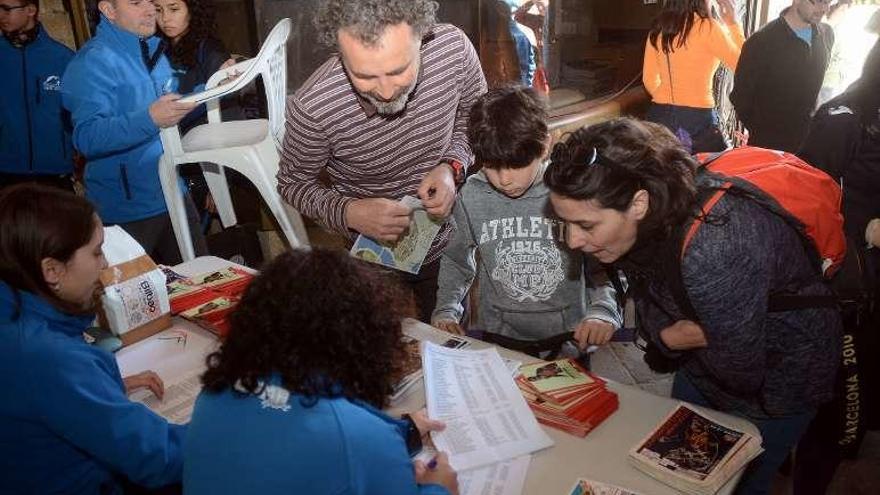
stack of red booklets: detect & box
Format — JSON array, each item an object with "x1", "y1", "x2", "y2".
[
  {"x1": 165, "y1": 267, "x2": 254, "y2": 338},
  {"x1": 516, "y1": 358, "x2": 618, "y2": 437}
]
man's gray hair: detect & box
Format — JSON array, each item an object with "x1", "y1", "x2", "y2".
[{"x1": 314, "y1": 0, "x2": 439, "y2": 48}]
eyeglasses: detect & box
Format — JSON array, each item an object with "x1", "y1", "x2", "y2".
[
  {"x1": 807, "y1": 0, "x2": 833, "y2": 6},
  {"x1": 0, "y1": 4, "x2": 27, "y2": 13}
]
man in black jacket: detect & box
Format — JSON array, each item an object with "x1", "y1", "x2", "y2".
[
  {"x1": 730, "y1": 0, "x2": 835, "y2": 152},
  {"x1": 794, "y1": 38, "x2": 880, "y2": 495}
]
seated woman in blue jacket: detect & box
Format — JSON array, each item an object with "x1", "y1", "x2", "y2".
[
  {"x1": 0, "y1": 184, "x2": 185, "y2": 494},
  {"x1": 545, "y1": 118, "x2": 841, "y2": 495},
  {"x1": 184, "y1": 248, "x2": 458, "y2": 495}
]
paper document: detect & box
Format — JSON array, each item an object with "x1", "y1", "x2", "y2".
[
  {"x1": 458, "y1": 455, "x2": 531, "y2": 495},
  {"x1": 422, "y1": 342, "x2": 553, "y2": 471},
  {"x1": 130, "y1": 370, "x2": 203, "y2": 424},
  {"x1": 116, "y1": 325, "x2": 218, "y2": 379},
  {"x1": 416, "y1": 449, "x2": 530, "y2": 495},
  {"x1": 351, "y1": 196, "x2": 442, "y2": 274}
]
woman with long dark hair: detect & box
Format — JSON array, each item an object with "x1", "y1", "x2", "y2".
[
  {"x1": 154, "y1": 0, "x2": 231, "y2": 96},
  {"x1": 183, "y1": 248, "x2": 458, "y2": 495},
  {"x1": 0, "y1": 184, "x2": 185, "y2": 493},
  {"x1": 545, "y1": 118, "x2": 841, "y2": 495},
  {"x1": 643, "y1": 0, "x2": 744, "y2": 152}
]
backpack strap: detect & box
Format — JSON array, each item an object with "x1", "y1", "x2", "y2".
[{"x1": 670, "y1": 170, "x2": 837, "y2": 322}]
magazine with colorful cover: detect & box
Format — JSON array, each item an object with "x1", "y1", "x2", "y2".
[
  {"x1": 351, "y1": 195, "x2": 443, "y2": 274},
  {"x1": 629, "y1": 403, "x2": 763, "y2": 494},
  {"x1": 520, "y1": 359, "x2": 598, "y2": 395},
  {"x1": 566, "y1": 478, "x2": 644, "y2": 495}
]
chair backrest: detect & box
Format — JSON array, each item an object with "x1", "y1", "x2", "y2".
[
  {"x1": 253, "y1": 18, "x2": 291, "y2": 148},
  {"x1": 161, "y1": 19, "x2": 291, "y2": 158}
]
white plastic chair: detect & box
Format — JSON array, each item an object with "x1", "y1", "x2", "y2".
[{"x1": 158, "y1": 18, "x2": 309, "y2": 262}]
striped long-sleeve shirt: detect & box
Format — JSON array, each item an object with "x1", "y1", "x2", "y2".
[{"x1": 277, "y1": 24, "x2": 487, "y2": 263}]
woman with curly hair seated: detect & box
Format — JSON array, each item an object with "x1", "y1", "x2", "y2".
[{"x1": 183, "y1": 248, "x2": 459, "y2": 495}]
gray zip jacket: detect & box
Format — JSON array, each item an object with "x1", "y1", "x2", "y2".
[{"x1": 432, "y1": 170, "x2": 622, "y2": 340}]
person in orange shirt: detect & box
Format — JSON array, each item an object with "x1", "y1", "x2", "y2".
[{"x1": 642, "y1": 0, "x2": 744, "y2": 152}]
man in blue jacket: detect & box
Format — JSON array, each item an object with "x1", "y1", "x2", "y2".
[
  {"x1": 63, "y1": 0, "x2": 200, "y2": 264},
  {"x1": 0, "y1": 0, "x2": 75, "y2": 191}
]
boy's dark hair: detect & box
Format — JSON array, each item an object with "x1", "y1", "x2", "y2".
[{"x1": 468, "y1": 85, "x2": 549, "y2": 170}]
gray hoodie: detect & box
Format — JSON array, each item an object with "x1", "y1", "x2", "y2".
[{"x1": 432, "y1": 170, "x2": 622, "y2": 340}]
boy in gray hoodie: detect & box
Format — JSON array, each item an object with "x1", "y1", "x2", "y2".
[{"x1": 431, "y1": 86, "x2": 622, "y2": 350}]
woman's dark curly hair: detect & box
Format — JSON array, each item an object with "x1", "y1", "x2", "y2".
[
  {"x1": 201, "y1": 248, "x2": 415, "y2": 409},
  {"x1": 544, "y1": 117, "x2": 699, "y2": 240},
  {"x1": 160, "y1": 0, "x2": 218, "y2": 69}
]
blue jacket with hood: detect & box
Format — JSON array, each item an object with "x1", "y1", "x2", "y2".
[
  {"x1": 0, "y1": 282, "x2": 186, "y2": 494},
  {"x1": 62, "y1": 17, "x2": 175, "y2": 224},
  {"x1": 0, "y1": 23, "x2": 74, "y2": 176}
]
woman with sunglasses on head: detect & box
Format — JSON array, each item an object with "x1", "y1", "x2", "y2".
[
  {"x1": 545, "y1": 117, "x2": 841, "y2": 495},
  {"x1": 642, "y1": 0, "x2": 744, "y2": 153},
  {"x1": 0, "y1": 184, "x2": 185, "y2": 494}
]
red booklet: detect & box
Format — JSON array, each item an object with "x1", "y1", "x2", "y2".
[
  {"x1": 166, "y1": 267, "x2": 254, "y2": 338},
  {"x1": 516, "y1": 358, "x2": 618, "y2": 438}
]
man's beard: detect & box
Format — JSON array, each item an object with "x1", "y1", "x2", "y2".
[{"x1": 361, "y1": 76, "x2": 418, "y2": 115}]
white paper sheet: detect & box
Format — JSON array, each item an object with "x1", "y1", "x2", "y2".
[
  {"x1": 129, "y1": 370, "x2": 203, "y2": 424},
  {"x1": 422, "y1": 342, "x2": 553, "y2": 471},
  {"x1": 415, "y1": 449, "x2": 531, "y2": 495},
  {"x1": 116, "y1": 324, "x2": 218, "y2": 379},
  {"x1": 459, "y1": 455, "x2": 531, "y2": 495}
]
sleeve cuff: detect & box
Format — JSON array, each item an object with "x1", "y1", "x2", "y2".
[
  {"x1": 132, "y1": 107, "x2": 160, "y2": 137},
  {"x1": 653, "y1": 332, "x2": 683, "y2": 358},
  {"x1": 431, "y1": 308, "x2": 462, "y2": 324},
  {"x1": 583, "y1": 299, "x2": 623, "y2": 328},
  {"x1": 442, "y1": 153, "x2": 473, "y2": 173},
  {"x1": 333, "y1": 196, "x2": 357, "y2": 234}
]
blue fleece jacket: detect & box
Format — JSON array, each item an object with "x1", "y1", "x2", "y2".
[
  {"x1": 184, "y1": 379, "x2": 449, "y2": 495},
  {"x1": 0, "y1": 24, "x2": 74, "y2": 175},
  {"x1": 62, "y1": 17, "x2": 175, "y2": 224},
  {"x1": 0, "y1": 282, "x2": 185, "y2": 494}
]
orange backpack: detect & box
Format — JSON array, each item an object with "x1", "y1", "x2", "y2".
[
  {"x1": 685, "y1": 146, "x2": 846, "y2": 278},
  {"x1": 662, "y1": 147, "x2": 847, "y2": 319}
]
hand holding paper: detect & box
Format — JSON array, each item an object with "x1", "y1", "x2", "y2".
[
  {"x1": 418, "y1": 163, "x2": 456, "y2": 218},
  {"x1": 351, "y1": 196, "x2": 443, "y2": 274},
  {"x1": 346, "y1": 197, "x2": 413, "y2": 242}
]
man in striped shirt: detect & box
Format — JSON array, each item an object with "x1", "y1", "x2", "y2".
[{"x1": 277, "y1": 0, "x2": 486, "y2": 321}]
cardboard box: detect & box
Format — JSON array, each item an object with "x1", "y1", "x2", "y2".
[{"x1": 99, "y1": 227, "x2": 172, "y2": 346}]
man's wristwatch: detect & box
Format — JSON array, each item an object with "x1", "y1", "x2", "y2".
[
  {"x1": 401, "y1": 413, "x2": 423, "y2": 456},
  {"x1": 446, "y1": 160, "x2": 465, "y2": 186}
]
